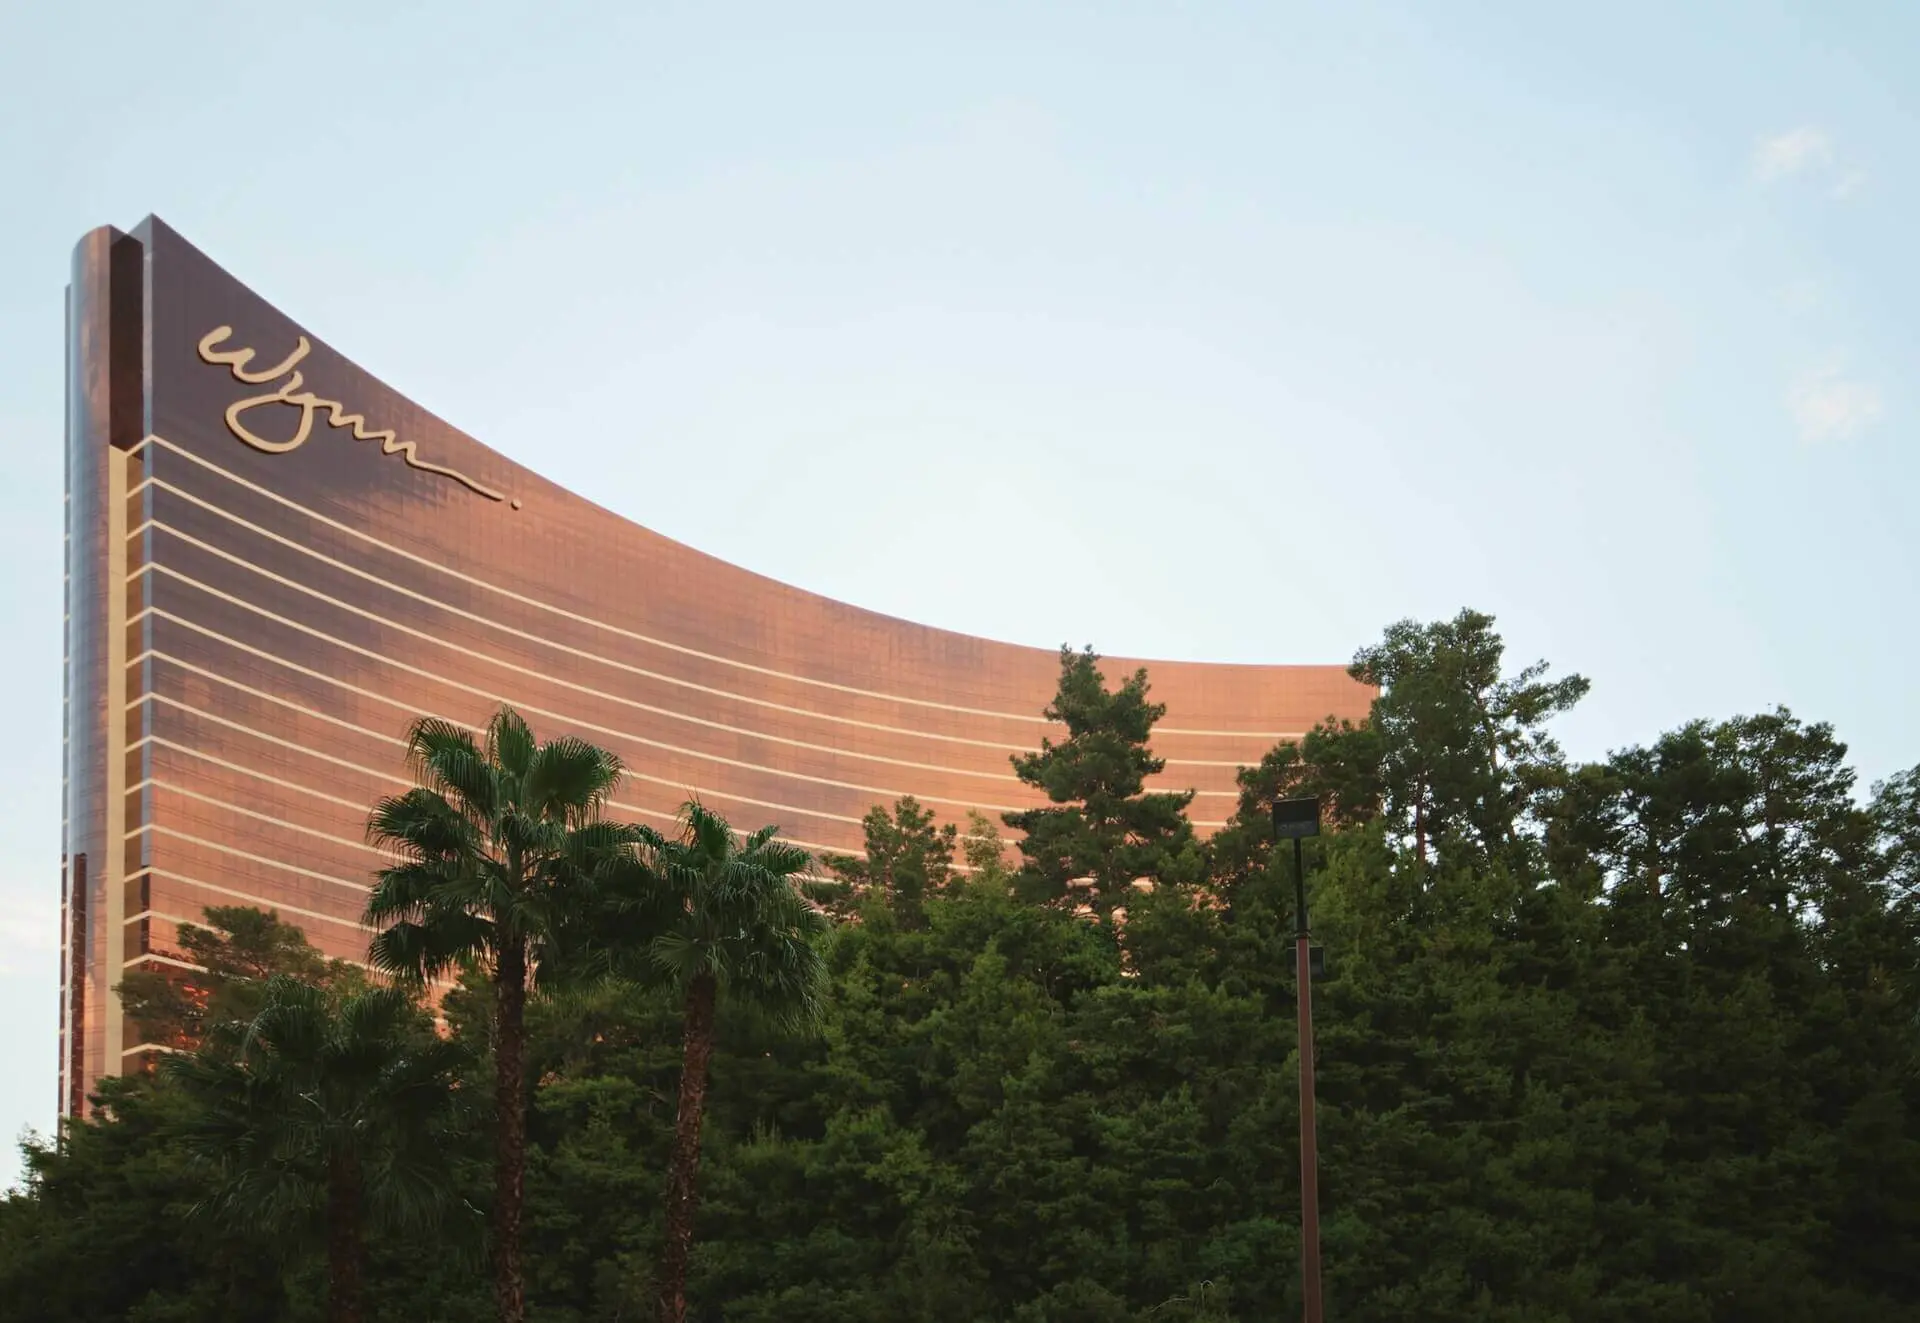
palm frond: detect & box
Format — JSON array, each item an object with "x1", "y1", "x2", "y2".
[
  {"x1": 629, "y1": 803, "x2": 833, "y2": 1033},
  {"x1": 523, "y1": 736, "x2": 624, "y2": 822},
  {"x1": 486, "y1": 707, "x2": 538, "y2": 782},
  {"x1": 404, "y1": 719, "x2": 499, "y2": 821},
  {"x1": 368, "y1": 913, "x2": 490, "y2": 984},
  {"x1": 366, "y1": 858, "x2": 462, "y2": 925},
  {"x1": 368, "y1": 788, "x2": 479, "y2": 859}
]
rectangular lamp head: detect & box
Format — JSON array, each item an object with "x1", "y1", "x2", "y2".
[{"x1": 1272, "y1": 796, "x2": 1322, "y2": 839}]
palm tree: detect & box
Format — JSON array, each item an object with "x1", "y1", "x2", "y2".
[
  {"x1": 162, "y1": 975, "x2": 466, "y2": 1323},
  {"x1": 640, "y1": 801, "x2": 830, "y2": 1323},
  {"x1": 365, "y1": 708, "x2": 633, "y2": 1323}
]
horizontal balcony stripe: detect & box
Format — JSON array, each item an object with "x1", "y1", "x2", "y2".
[
  {"x1": 143, "y1": 534, "x2": 1067, "y2": 782},
  {"x1": 138, "y1": 687, "x2": 409, "y2": 783},
  {"x1": 136, "y1": 734, "x2": 388, "y2": 812},
  {"x1": 144, "y1": 434, "x2": 1325, "y2": 740},
  {"x1": 144, "y1": 572, "x2": 1035, "y2": 797},
  {"x1": 141, "y1": 489, "x2": 1048, "y2": 756},
  {"x1": 141, "y1": 566, "x2": 1089, "y2": 805},
  {"x1": 128, "y1": 778, "x2": 391, "y2": 859},
  {"x1": 142, "y1": 576, "x2": 1236, "y2": 810},
  {"x1": 136, "y1": 622, "x2": 1235, "y2": 829},
  {"x1": 136, "y1": 665, "x2": 897, "y2": 830},
  {"x1": 136, "y1": 726, "x2": 868, "y2": 862},
  {"x1": 144, "y1": 825, "x2": 372, "y2": 894},
  {"x1": 146, "y1": 867, "x2": 372, "y2": 933},
  {"x1": 125, "y1": 910, "x2": 201, "y2": 930},
  {"x1": 121, "y1": 956, "x2": 199, "y2": 974},
  {"x1": 146, "y1": 592, "x2": 1026, "y2": 815},
  {"x1": 144, "y1": 482, "x2": 1287, "y2": 765},
  {"x1": 145, "y1": 434, "x2": 1058, "y2": 723},
  {"x1": 144, "y1": 490, "x2": 1087, "y2": 762}
]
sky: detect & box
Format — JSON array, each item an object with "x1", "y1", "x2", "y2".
[{"x1": 0, "y1": 0, "x2": 1913, "y2": 1184}]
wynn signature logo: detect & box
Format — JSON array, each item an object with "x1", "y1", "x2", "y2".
[{"x1": 196, "y1": 326, "x2": 514, "y2": 506}]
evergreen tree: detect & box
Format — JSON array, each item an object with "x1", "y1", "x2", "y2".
[
  {"x1": 9, "y1": 619, "x2": 1920, "y2": 1322},
  {"x1": 0, "y1": 1077, "x2": 290, "y2": 1322},
  {"x1": 1346, "y1": 609, "x2": 1588, "y2": 872},
  {"x1": 822, "y1": 796, "x2": 958, "y2": 926},
  {"x1": 1005, "y1": 646, "x2": 1199, "y2": 913},
  {"x1": 117, "y1": 905, "x2": 360, "y2": 1053},
  {"x1": 961, "y1": 809, "x2": 1013, "y2": 882}
]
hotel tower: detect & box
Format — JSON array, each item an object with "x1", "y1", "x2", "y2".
[{"x1": 61, "y1": 218, "x2": 1371, "y2": 1113}]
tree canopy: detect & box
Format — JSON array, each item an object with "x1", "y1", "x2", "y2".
[
  {"x1": 7, "y1": 612, "x2": 1918, "y2": 1322},
  {"x1": 1004, "y1": 646, "x2": 1202, "y2": 913}
]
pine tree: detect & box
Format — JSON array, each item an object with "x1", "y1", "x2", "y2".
[
  {"x1": 1348, "y1": 609, "x2": 1587, "y2": 873},
  {"x1": 116, "y1": 906, "x2": 359, "y2": 1053},
  {"x1": 1004, "y1": 646, "x2": 1198, "y2": 914},
  {"x1": 823, "y1": 796, "x2": 959, "y2": 926}
]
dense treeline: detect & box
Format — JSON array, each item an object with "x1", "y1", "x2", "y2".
[{"x1": 3, "y1": 610, "x2": 1917, "y2": 1321}]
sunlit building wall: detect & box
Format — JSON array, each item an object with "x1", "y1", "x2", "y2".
[{"x1": 61, "y1": 218, "x2": 1373, "y2": 1113}]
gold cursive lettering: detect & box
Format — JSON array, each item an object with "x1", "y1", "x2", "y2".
[
  {"x1": 224, "y1": 370, "x2": 317, "y2": 454},
  {"x1": 197, "y1": 326, "x2": 312, "y2": 384},
  {"x1": 196, "y1": 326, "x2": 512, "y2": 505}
]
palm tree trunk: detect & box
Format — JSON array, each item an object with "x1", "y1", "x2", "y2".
[
  {"x1": 326, "y1": 1150, "x2": 364, "y2": 1323},
  {"x1": 658, "y1": 971, "x2": 719, "y2": 1323},
  {"x1": 494, "y1": 940, "x2": 529, "y2": 1323}
]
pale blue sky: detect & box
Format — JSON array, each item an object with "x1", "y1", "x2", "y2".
[{"x1": 0, "y1": 1, "x2": 1913, "y2": 1180}]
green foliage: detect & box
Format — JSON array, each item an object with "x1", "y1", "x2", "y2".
[
  {"x1": 161, "y1": 977, "x2": 470, "y2": 1323},
  {"x1": 364, "y1": 706, "x2": 639, "y2": 1323},
  {"x1": 611, "y1": 800, "x2": 832, "y2": 1026},
  {"x1": 0, "y1": 1077, "x2": 290, "y2": 1322},
  {"x1": 823, "y1": 796, "x2": 958, "y2": 926},
  {"x1": 117, "y1": 906, "x2": 362, "y2": 1052},
  {"x1": 630, "y1": 800, "x2": 833, "y2": 1323},
  {"x1": 6, "y1": 618, "x2": 1919, "y2": 1323},
  {"x1": 1005, "y1": 646, "x2": 1201, "y2": 912},
  {"x1": 1341, "y1": 608, "x2": 1588, "y2": 870},
  {"x1": 960, "y1": 810, "x2": 1014, "y2": 883},
  {"x1": 364, "y1": 708, "x2": 637, "y2": 987}
]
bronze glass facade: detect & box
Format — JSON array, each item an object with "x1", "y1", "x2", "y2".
[{"x1": 61, "y1": 216, "x2": 1373, "y2": 1113}]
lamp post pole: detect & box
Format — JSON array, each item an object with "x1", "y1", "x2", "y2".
[{"x1": 1274, "y1": 797, "x2": 1324, "y2": 1323}]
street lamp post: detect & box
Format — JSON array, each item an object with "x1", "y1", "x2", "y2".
[{"x1": 1272, "y1": 796, "x2": 1324, "y2": 1323}]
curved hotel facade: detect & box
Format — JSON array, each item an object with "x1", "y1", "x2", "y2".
[{"x1": 61, "y1": 217, "x2": 1372, "y2": 1114}]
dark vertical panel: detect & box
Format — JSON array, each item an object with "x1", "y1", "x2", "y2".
[{"x1": 110, "y1": 236, "x2": 144, "y2": 451}]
